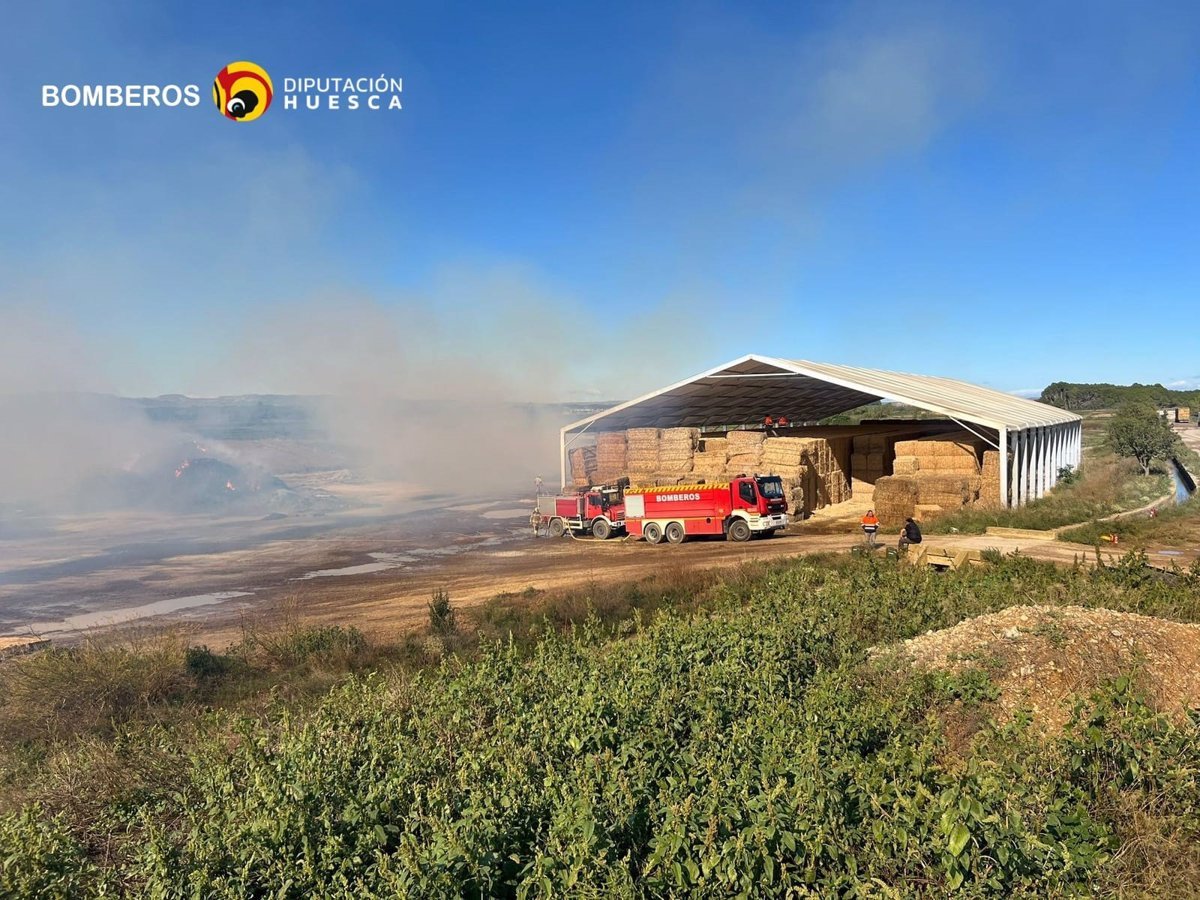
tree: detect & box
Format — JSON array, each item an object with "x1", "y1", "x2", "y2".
[{"x1": 1107, "y1": 402, "x2": 1178, "y2": 476}]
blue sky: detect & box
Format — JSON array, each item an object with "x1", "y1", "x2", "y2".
[{"x1": 1, "y1": 0, "x2": 1199, "y2": 400}]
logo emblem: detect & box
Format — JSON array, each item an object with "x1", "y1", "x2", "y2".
[{"x1": 213, "y1": 61, "x2": 272, "y2": 122}]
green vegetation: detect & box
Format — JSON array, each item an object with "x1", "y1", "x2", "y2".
[
  {"x1": 925, "y1": 453, "x2": 1170, "y2": 535},
  {"x1": 1059, "y1": 496, "x2": 1198, "y2": 547},
  {"x1": 1040, "y1": 381, "x2": 1200, "y2": 412},
  {"x1": 1108, "y1": 403, "x2": 1180, "y2": 476},
  {"x1": 3, "y1": 555, "x2": 1200, "y2": 896},
  {"x1": 820, "y1": 401, "x2": 944, "y2": 424}
]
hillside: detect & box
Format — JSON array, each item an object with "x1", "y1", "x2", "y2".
[{"x1": 1040, "y1": 381, "x2": 1200, "y2": 411}]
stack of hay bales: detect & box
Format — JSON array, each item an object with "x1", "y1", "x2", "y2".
[
  {"x1": 874, "y1": 476, "x2": 919, "y2": 525},
  {"x1": 593, "y1": 433, "x2": 627, "y2": 483},
  {"x1": 625, "y1": 428, "x2": 661, "y2": 482},
  {"x1": 656, "y1": 427, "x2": 698, "y2": 478},
  {"x1": 910, "y1": 474, "x2": 976, "y2": 521},
  {"x1": 979, "y1": 450, "x2": 1003, "y2": 508},
  {"x1": 692, "y1": 436, "x2": 728, "y2": 477},
  {"x1": 850, "y1": 434, "x2": 889, "y2": 499},
  {"x1": 569, "y1": 446, "x2": 596, "y2": 488},
  {"x1": 761, "y1": 436, "x2": 851, "y2": 510},
  {"x1": 893, "y1": 435, "x2": 983, "y2": 477},
  {"x1": 725, "y1": 430, "x2": 764, "y2": 474}
]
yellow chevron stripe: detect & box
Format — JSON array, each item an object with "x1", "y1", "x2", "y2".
[{"x1": 625, "y1": 482, "x2": 730, "y2": 494}]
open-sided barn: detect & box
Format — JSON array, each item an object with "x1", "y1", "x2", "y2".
[{"x1": 560, "y1": 355, "x2": 1081, "y2": 517}]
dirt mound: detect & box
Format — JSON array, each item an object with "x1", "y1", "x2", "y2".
[{"x1": 899, "y1": 605, "x2": 1200, "y2": 730}]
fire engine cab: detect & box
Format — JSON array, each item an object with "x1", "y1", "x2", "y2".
[
  {"x1": 624, "y1": 475, "x2": 788, "y2": 544},
  {"x1": 537, "y1": 482, "x2": 626, "y2": 539}
]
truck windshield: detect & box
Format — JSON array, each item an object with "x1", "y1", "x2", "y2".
[{"x1": 757, "y1": 478, "x2": 784, "y2": 499}]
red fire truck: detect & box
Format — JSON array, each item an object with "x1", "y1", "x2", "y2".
[
  {"x1": 537, "y1": 483, "x2": 626, "y2": 539},
  {"x1": 623, "y1": 475, "x2": 788, "y2": 544}
]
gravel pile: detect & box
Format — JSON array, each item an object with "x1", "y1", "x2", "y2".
[{"x1": 898, "y1": 605, "x2": 1200, "y2": 730}]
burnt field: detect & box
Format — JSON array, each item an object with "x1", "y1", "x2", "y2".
[{"x1": 0, "y1": 393, "x2": 610, "y2": 642}]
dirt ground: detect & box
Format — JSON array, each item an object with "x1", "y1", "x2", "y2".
[
  {"x1": 1, "y1": 467, "x2": 1191, "y2": 649},
  {"x1": 895, "y1": 605, "x2": 1200, "y2": 730}
]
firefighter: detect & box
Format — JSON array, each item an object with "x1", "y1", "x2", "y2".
[
  {"x1": 529, "y1": 508, "x2": 544, "y2": 537},
  {"x1": 534, "y1": 475, "x2": 544, "y2": 496},
  {"x1": 860, "y1": 509, "x2": 880, "y2": 547}
]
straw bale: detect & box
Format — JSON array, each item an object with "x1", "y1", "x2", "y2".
[
  {"x1": 726, "y1": 430, "x2": 765, "y2": 450},
  {"x1": 893, "y1": 456, "x2": 920, "y2": 475},
  {"x1": 914, "y1": 504, "x2": 944, "y2": 521},
  {"x1": 922, "y1": 457, "x2": 981, "y2": 474},
  {"x1": 659, "y1": 427, "x2": 699, "y2": 448},
  {"x1": 626, "y1": 428, "x2": 660, "y2": 443},
  {"x1": 875, "y1": 475, "x2": 918, "y2": 501},
  {"x1": 914, "y1": 473, "x2": 973, "y2": 508}
]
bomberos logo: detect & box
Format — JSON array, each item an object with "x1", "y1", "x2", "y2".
[
  {"x1": 213, "y1": 61, "x2": 273, "y2": 122},
  {"x1": 41, "y1": 60, "x2": 402, "y2": 117}
]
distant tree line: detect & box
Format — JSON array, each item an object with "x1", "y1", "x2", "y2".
[{"x1": 1039, "y1": 381, "x2": 1200, "y2": 411}]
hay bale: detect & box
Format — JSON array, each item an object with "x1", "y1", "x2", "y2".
[
  {"x1": 893, "y1": 456, "x2": 920, "y2": 475},
  {"x1": 914, "y1": 503, "x2": 944, "y2": 521},
  {"x1": 625, "y1": 428, "x2": 661, "y2": 471},
  {"x1": 727, "y1": 429, "x2": 765, "y2": 447},
  {"x1": 659, "y1": 427, "x2": 699, "y2": 448},
  {"x1": 874, "y1": 475, "x2": 919, "y2": 525},
  {"x1": 726, "y1": 452, "x2": 762, "y2": 473},
  {"x1": 914, "y1": 473, "x2": 974, "y2": 508}
]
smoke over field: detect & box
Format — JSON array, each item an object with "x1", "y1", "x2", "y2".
[{"x1": 0, "y1": 273, "x2": 723, "y2": 517}]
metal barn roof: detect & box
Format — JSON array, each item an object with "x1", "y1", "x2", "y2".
[{"x1": 565, "y1": 355, "x2": 1080, "y2": 434}]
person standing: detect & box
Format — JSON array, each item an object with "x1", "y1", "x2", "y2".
[
  {"x1": 534, "y1": 475, "x2": 544, "y2": 496},
  {"x1": 860, "y1": 509, "x2": 880, "y2": 546},
  {"x1": 529, "y1": 508, "x2": 544, "y2": 537},
  {"x1": 899, "y1": 517, "x2": 923, "y2": 552}
]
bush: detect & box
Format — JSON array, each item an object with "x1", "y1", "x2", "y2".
[
  {"x1": 428, "y1": 588, "x2": 456, "y2": 636},
  {"x1": 5, "y1": 554, "x2": 1200, "y2": 895},
  {"x1": 0, "y1": 638, "x2": 190, "y2": 744},
  {"x1": 0, "y1": 806, "x2": 98, "y2": 898}
]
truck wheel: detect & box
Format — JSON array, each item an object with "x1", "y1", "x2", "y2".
[
  {"x1": 548, "y1": 518, "x2": 565, "y2": 538},
  {"x1": 592, "y1": 519, "x2": 612, "y2": 540},
  {"x1": 643, "y1": 522, "x2": 663, "y2": 544},
  {"x1": 664, "y1": 522, "x2": 686, "y2": 544},
  {"x1": 727, "y1": 519, "x2": 751, "y2": 542}
]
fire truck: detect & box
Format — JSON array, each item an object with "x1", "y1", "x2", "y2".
[
  {"x1": 537, "y1": 482, "x2": 626, "y2": 539},
  {"x1": 624, "y1": 475, "x2": 788, "y2": 544}
]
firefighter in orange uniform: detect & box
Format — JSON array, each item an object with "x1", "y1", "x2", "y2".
[{"x1": 860, "y1": 509, "x2": 880, "y2": 547}]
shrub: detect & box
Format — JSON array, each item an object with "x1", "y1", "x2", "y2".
[
  {"x1": 428, "y1": 588, "x2": 457, "y2": 636},
  {"x1": 0, "y1": 637, "x2": 189, "y2": 744}
]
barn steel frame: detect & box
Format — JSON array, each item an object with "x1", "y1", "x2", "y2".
[{"x1": 560, "y1": 354, "x2": 1082, "y2": 509}]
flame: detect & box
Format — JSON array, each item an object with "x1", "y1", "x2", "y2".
[
  {"x1": 175, "y1": 460, "x2": 191, "y2": 478},
  {"x1": 226, "y1": 480, "x2": 237, "y2": 492}
]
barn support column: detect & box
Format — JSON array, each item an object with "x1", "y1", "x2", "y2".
[
  {"x1": 1032, "y1": 428, "x2": 1041, "y2": 499},
  {"x1": 1011, "y1": 429, "x2": 1020, "y2": 507},
  {"x1": 1026, "y1": 428, "x2": 1035, "y2": 504},
  {"x1": 1053, "y1": 425, "x2": 1061, "y2": 486},
  {"x1": 559, "y1": 429, "x2": 568, "y2": 491},
  {"x1": 1041, "y1": 427, "x2": 1051, "y2": 496},
  {"x1": 1015, "y1": 429, "x2": 1026, "y2": 506},
  {"x1": 999, "y1": 426, "x2": 1009, "y2": 508}
]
